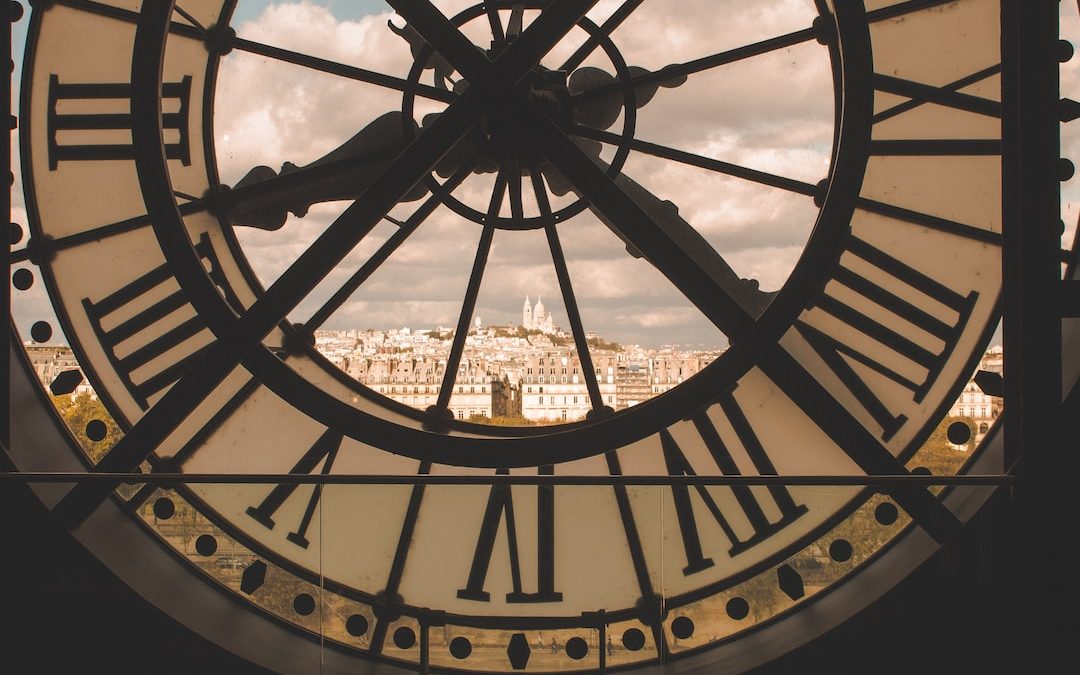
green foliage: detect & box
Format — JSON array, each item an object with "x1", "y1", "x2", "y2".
[
  {"x1": 495, "y1": 325, "x2": 572, "y2": 346},
  {"x1": 909, "y1": 415, "x2": 976, "y2": 478},
  {"x1": 471, "y1": 415, "x2": 541, "y2": 426},
  {"x1": 50, "y1": 392, "x2": 123, "y2": 463},
  {"x1": 513, "y1": 326, "x2": 540, "y2": 339},
  {"x1": 254, "y1": 569, "x2": 319, "y2": 617},
  {"x1": 587, "y1": 336, "x2": 623, "y2": 352}
]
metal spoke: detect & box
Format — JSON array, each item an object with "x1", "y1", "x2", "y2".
[
  {"x1": 866, "y1": 0, "x2": 963, "y2": 23},
  {"x1": 487, "y1": 4, "x2": 506, "y2": 46},
  {"x1": 166, "y1": 376, "x2": 263, "y2": 468},
  {"x1": 50, "y1": 0, "x2": 204, "y2": 41},
  {"x1": 9, "y1": 201, "x2": 206, "y2": 263},
  {"x1": 507, "y1": 3, "x2": 525, "y2": 41},
  {"x1": 303, "y1": 165, "x2": 474, "y2": 333},
  {"x1": 560, "y1": 0, "x2": 646, "y2": 72},
  {"x1": 508, "y1": 165, "x2": 525, "y2": 221},
  {"x1": 572, "y1": 25, "x2": 820, "y2": 103},
  {"x1": 232, "y1": 36, "x2": 455, "y2": 104},
  {"x1": 53, "y1": 0, "x2": 455, "y2": 103},
  {"x1": 571, "y1": 125, "x2": 819, "y2": 197},
  {"x1": 855, "y1": 197, "x2": 1003, "y2": 245},
  {"x1": 172, "y1": 4, "x2": 208, "y2": 36},
  {"x1": 435, "y1": 171, "x2": 509, "y2": 413},
  {"x1": 369, "y1": 460, "x2": 432, "y2": 656},
  {"x1": 530, "y1": 170, "x2": 605, "y2": 411},
  {"x1": 502, "y1": 90, "x2": 758, "y2": 343},
  {"x1": 220, "y1": 98, "x2": 484, "y2": 368},
  {"x1": 390, "y1": 0, "x2": 600, "y2": 89}
]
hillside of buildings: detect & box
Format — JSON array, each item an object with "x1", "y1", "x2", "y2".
[
  {"x1": 312, "y1": 323, "x2": 721, "y2": 423},
  {"x1": 25, "y1": 311, "x2": 1002, "y2": 434}
]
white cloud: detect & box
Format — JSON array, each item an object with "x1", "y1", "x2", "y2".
[{"x1": 201, "y1": 1, "x2": 837, "y2": 346}]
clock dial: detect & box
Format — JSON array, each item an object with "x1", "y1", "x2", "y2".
[{"x1": 11, "y1": 0, "x2": 1004, "y2": 672}]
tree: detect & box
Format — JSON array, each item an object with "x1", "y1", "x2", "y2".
[
  {"x1": 586, "y1": 336, "x2": 623, "y2": 352},
  {"x1": 909, "y1": 415, "x2": 976, "y2": 479},
  {"x1": 50, "y1": 393, "x2": 123, "y2": 463},
  {"x1": 471, "y1": 414, "x2": 541, "y2": 426}
]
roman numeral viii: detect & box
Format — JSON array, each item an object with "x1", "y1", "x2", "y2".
[
  {"x1": 48, "y1": 74, "x2": 192, "y2": 169},
  {"x1": 794, "y1": 235, "x2": 978, "y2": 441},
  {"x1": 82, "y1": 233, "x2": 235, "y2": 409},
  {"x1": 457, "y1": 467, "x2": 562, "y2": 603},
  {"x1": 662, "y1": 392, "x2": 808, "y2": 575}
]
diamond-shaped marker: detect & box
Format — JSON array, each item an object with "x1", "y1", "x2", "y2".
[
  {"x1": 507, "y1": 632, "x2": 531, "y2": 670},
  {"x1": 49, "y1": 369, "x2": 84, "y2": 396},
  {"x1": 777, "y1": 564, "x2": 805, "y2": 600},
  {"x1": 240, "y1": 560, "x2": 267, "y2": 595},
  {"x1": 974, "y1": 370, "x2": 1004, "y2": 397}
]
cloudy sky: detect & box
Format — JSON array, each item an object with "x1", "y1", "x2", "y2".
[
  {"x1": 12, "y1": 1, "x2": 1080, "y2": 347},
  {"x1": 215, "y1": 0, "x2": 830, "y2": 348}
]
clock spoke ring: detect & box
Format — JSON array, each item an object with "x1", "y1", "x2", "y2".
[
  {"x1": 123, "y1": 0, "x2": 874, "y2": 469},
  {"x1": 399, "y1": 1, "x2": 637, "y2": 232}
]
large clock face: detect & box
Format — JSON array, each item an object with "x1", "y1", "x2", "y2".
[{"x1": 12, "y1": 0, "x2": 1004, "y2": 672}]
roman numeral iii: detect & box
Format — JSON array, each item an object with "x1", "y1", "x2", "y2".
[{"x1": 48, "y1": 74, "x2": 192, "y2": 169}]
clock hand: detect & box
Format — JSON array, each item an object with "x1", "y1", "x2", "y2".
[
  {"x1": 227, "y1": 13, "x2": 471, "y2": 231},
  {"x1": 506, "y1": 3, "x2": 526, "y2": 42},
  {"x1": 605, "y1": 172, "x2": 776, "y2": 318},
  {"x1": 387, "y1": 18, "x2": 457, "y2": 90},
  {"x1": 568, "y1": 64, "x2": 687, "y2": 131},
  {"x1": 542, "y1": 152, "x2": 774, "y2": 317},
  {"x1": 228, "y1": 112, "x2": 428, "y2": 231},
  {"x1": 413, "y1": 61, "x2": 687, "y2": 181}
]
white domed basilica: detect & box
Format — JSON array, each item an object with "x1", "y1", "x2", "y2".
[{"x1": 522, "y1": 294, "x2": 556, "y2": 333}]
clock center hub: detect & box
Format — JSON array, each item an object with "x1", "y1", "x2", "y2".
[{"x1": 480, "y1": 66, "x2": 573, "y2": 167}]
